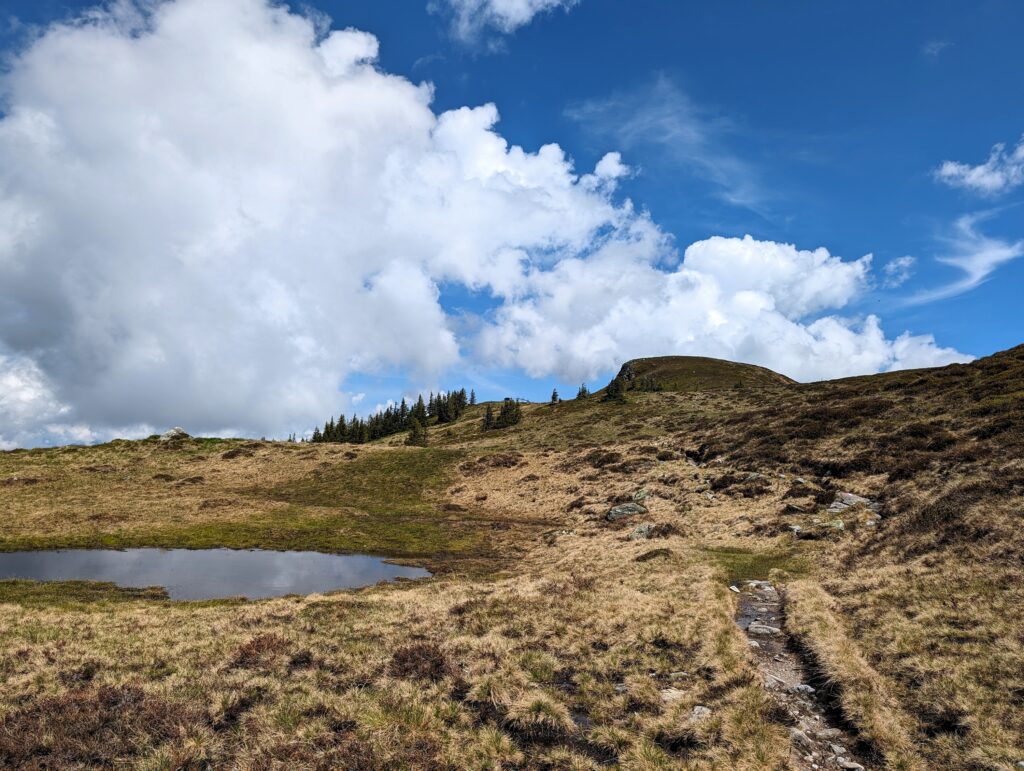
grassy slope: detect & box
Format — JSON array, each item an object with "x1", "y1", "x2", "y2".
[{"x1": 1, "y1": 348, "x2": 1022, "y2": 768}]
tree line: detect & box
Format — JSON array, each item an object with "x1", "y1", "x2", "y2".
[{"x1": 310, "y1": 388, "x2": 475, "y2": 444}]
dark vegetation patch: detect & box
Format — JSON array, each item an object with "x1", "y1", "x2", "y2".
[
  {"x1": 230, "y1": 633, "x2": 291, "y2": 669},
  {"x1": 388, "y1": 642, "x2": 457, "y2": 682},
  {"x1": 0, "y1": 685, "x2": 205, "y2": 768}
]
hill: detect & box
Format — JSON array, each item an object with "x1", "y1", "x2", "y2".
[
  {"x1": 613, "y1": 354, "x2": 796, "y2": 392},
  {"x1": 1, "y1": 347, "x2": 1022, "y2": 769}
]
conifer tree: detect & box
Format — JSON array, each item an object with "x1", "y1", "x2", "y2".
[
  {"x1": 406, "y1": 417, "x2": 428, "y2": 447},
  {"x1": 603, "y1": 376, "x2": 626, "y2": 404},
  {"x1": 469, "y1": 389, "x2": 476, "y2": 406},
  {"x1": 576, "y1": 383, "x2": 590, "y2": 399},
  {"x1": 482, "y1": 404, "x2": 495, "y2": 431},
  {"x1": 551, "y1": 388, "x2": 559, "y2": 404}
]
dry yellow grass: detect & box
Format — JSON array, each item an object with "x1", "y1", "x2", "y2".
[{"x1": 2, "y1": 347, "x2": 1023, "y2": 768}]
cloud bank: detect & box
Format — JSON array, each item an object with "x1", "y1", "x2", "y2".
[{"x1": 0, "y1": 0, "x2": 967, "y2": 447}]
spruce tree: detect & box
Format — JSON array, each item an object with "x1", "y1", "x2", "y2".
[
  {"x1": 603, "y1": 377, "x2": 627, "y2": 404},
  {"x1": 469, "y1": 389, "x2": 477, "y2": 406},
  {"x1": 576, "y1": 383, "x2": 590, "y2": 399},
  {"x1": 406, "y1": 417, "x2": 428, "y2": 447},
  {"x1": 551, "y1": 388, "x2": 559, "y2": 404},
  {"x1": 482, "y1": 404, "x2": 495, "y2": 431}
]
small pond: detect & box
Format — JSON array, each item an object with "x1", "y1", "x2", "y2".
[{"x1": 0, "y1": 548, "x2": 430, "y2": 600}]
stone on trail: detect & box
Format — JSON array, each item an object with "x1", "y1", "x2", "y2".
[
  {"x1": 789, "y1": 727, "x2": 814, "y2": 750},
  {"x1": 747, "y1": 623, "x2": 782, "y2": 636},
  {"x1": 159, "y1": 427, "x2": 190, "y2": 442},
  {"x1": 606, "y1": 502, "x2": 647, "y2": 521},
  {"x1": 729, "y1": 585, "x2": 740, "y2": 593},
  {"x1": 790, "y1": 684, "x2": 816, "y2": 695}
]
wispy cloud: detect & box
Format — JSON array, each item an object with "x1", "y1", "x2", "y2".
[
  {"x1": 935, "y1": 134, "x2": 1024, "y2": 196},
  {"x1": 430, "y1": 0, "x2": 580, "y2": 44},
  {"x1": 921, "y1": 40, "x2": 951, "y2": 58},
  {"x1": 882, "y1": 255, "x2": 916, "y2": 288},
  {"x1": 566, "y1": 74, "x2": 763, "y2": 210},
  {"x1": 909, "y1": 212, "x2": 1024, "y2": 304}
]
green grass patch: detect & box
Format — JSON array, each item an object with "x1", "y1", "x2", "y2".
[
  {"x1": 0, "y1": 579, "x2": 170, "y2": 607},
  {"x1": 699, "y1": 546, "x2": 810, "y2": 585}
]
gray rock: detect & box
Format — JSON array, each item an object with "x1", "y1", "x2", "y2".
[
  {"x1": 747, "y1": 623, "x2": 782, "y2": 636},
  {"x1": 690, "y1": 705, "x2": 712, "y2": 721},
  {"x1": 668, "y1": 671, "x2": 689, "y2": 680},
  {"x1": 742, "y1": 472, "x2": 763, "y2": 482},
  {"x1": 814, "y1": 728, "x2": 842, "y2": 740},
  {"x1": 828, "y1": 492, "x2": 881, "y2": 515},
  {"x1": 628, "y1": 523, "x2": 655, "y2": 540},
  {"x1": 830, "y1": 743, "x2": 848, "y2": 755},
  {"x1": 614, "y1": 682, "x2": 628, "y2": 694},
  {"x1": 838, "y1": 762, "x2": 864, "y2": 771},
  {"x1": 606, "y1": 502, "x2": 647, "y2": 521},
  {"x1": 632, "y1": 487, "x2": 651, "y2": 502},
  {"x1": 159, "y1": 427, "x2": 190, "y2": 442},
  {"x1": 747, "y1": 640, "x2": 761, "y2": 649},
  {"x1": 789, "y1": 727, "x2": 814, "y2": 750},
  {"x1": 790, "y1": 684, "x2": 816, "y2": 695}
]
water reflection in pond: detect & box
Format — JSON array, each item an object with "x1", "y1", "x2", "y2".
[{"x1": 0, "y1": 548, "x2": 430, "y2": 600}]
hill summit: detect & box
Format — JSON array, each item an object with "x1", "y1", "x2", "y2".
[{"x1": 613, "y1": 355, "x2": 795, "y2": 393}]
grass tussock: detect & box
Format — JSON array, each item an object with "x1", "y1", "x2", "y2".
[{"x1": 785, "y1": 580, "x2": 925, "y2": 770}]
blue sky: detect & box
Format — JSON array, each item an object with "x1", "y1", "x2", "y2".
[{"x1": 0, "y1": 0, "x2": 1021, "y2": 444}]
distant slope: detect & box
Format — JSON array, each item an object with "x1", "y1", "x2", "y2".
[{"x1": 614, "y1": 355, "x2": 795, "y2": 392}]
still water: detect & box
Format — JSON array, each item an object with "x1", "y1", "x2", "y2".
[{"x1": 0, "y1": 548, "x2": 430, "y2": 600}]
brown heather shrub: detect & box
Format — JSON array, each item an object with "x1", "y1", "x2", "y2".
[
  {"x1": 0, "y1": 685, "x2": 205, "y2": 768},
  {"x1": 389, "y1": 642, "x2": 456, "y2": 682},
  {"x1": 230, "y1": 633, "x2": 291, "y2": 669}
]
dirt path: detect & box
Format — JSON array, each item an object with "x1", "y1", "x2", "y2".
[{"x1": 736, "y1": 580, "x2": 870, "y2": 771}]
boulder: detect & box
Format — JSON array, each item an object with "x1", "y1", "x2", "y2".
[
  {"x1": 827, "y1": 492, "x2": 881, "y2": 515},
  {"x1": 690, "y1": 705, "x2": 712, "y2": 721},
  {"x1": 159, "y1": 427, "x2": 190, "y2": 442},
  {"x1": 747, "y1": 623, "x2": 781, "y2": 636},
  {"x1": 606, "y1": 502, "x2": 647, "y2": 521}
]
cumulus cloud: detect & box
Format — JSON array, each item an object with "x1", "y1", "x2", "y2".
[
  {"x1": 935, "y1": 135, "x2": 1024, "y2": 196},
  {"x1": 432, "y1": 0, "x2": 580, "y2": 42},
  {"x1": 0, "y1": 0, "x2": 967, "y2": 447},
  {"x1": 477, "y1": 236, "x2": 969, "y2": 383}
]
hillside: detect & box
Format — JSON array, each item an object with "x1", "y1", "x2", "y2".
[{"x1": 1, "y1": 348, "x2": 1022, "y2": 769}]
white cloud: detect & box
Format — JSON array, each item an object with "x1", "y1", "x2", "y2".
[
  {"x1": 566, "y1": 75, "x2": 763, "y2": 209},
  {"x1": 882, "y1": 255, "x2": 915, "y2": 288},
  {"x1": 909, "y1": 213, "x2": 1024, "y2": 304},
  {"x1": 935, "y1": 135, "x2": 1024, "y2": 196},
  {"x1": 477, "y1": 235, "x2": 969, "y2": 383},
  {"x1": 922, "y1": 40, "x2": 951, "y2": 58},
  {"x1": 0, "y1": 0, "x2": 968, "y2": 447},
  {"x1": 432, "y1": 0, "x2": 579, "y2": 41}
]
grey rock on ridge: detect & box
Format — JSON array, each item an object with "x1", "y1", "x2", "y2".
[
  {"x1": 606, "y1": 502, "x2": 647, "y2": 521},
  {"x1": 159, "y1": 427, "x2": 191, "y2": 442}
]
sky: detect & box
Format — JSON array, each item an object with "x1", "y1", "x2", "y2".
[{"x1": 0, "y1": 0, "x2": 1022, "y2": 447}]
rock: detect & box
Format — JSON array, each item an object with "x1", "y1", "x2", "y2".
[
  {"x1": 660, "y1": 687, "x2": 685, "y2": 703},
  {"x1": 789, "y1": 727, "x2": 815, "y2": 750},
  {"x1": 838, "y1": 762, "x2": 864, "y2": 771},
  {"x1": 606, "y1": 502, "x2": 647, "y2": 521},
  {"x1": 729, "y1": 585, "x2": 740, "y2": 593},
  {"x1": 668, "y1": 671, "x2": 689, "y2": 680},
  {"x1": 614, "y1": 683, "x2": 628, "y2": 694},
  {"x1": 159, "y1": 427, "x2": 190, "y2": 442},
  {"x1": 632, "y1": 488, "x2": 651, "y2": 502},
  {"x1": 628, "y1": 523, "x2": 655, "y2": 540},
  {"x1": 784, "y1": 502, "x2": 808, "y2": 514},
  {"x1": 830, "y1": 743, "x2": 848, "y2": 755},
  {"x1": 747, "y1": 640, "x2": 761, "y2": 649},
  {"x1": 747, "y1": 623, "x2": 782, "y2": 636},
  {"x1": 635, "y1": 548, "x2": 673, "y2": 562},
  {"x1": 814, "y1": 728, "x2": 842, "y2": 740},
  {"x1": 742, "y1": 472, "x2": 762, "y2": 482},
  {"x1": 790, "y1": 684, "x2": 816, "y2": 695},
  {"x1": 690, "y1": 705, "x2": 712, "y2": 721},
  {"x1": 827, "y1": 492, "x2": 881, "y2": 515}
]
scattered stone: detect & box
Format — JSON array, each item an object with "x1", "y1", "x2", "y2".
[
  {"x1": 690, "y1": 705, "x2": 712, "y2": 721},
  {"x1": 783, "y1": 502, "x2": 809, "y2": 514},
  {"x1": 660, "y1": 687, "x2": 685, "y2": 703},
  {"x1": 830, "y1": 743, "x2": 848, "y2": 755},
  {"x1": 827, "y1": 492, "x2": 881, "y2": 515},
  {"x1": 668, "y1": 671, "x2": 689, "y2": 681},
  {"x1": 628, "y1": 523, "x2": 655, "y2": 540},
  {"x1": 606, "y1": 502, "x2": 647, "y2": 521},
  {"x1": 789, "y1": 728, "x2": 815, "y2": 751},
  {"x1": 159, "y1": 427, "x2": 190, "y2": 442},
  {"x1": 838, "y1": 762, "x2": 864, "y2": 771},
  {"x1": 814, "y1": 728, "x2": 842, "y2": 740},
  {"x1": 729, "y1": 585, "x2": 741, "y2": 593},
  {"x1": 632, "y1": 488, "x2": 651, "y2": 502},
  {"x1": 635, "y1": 548, "x2": 673, "y2": 562},
  {"x1": 747, "y1": 640, "x2": 761, "y2": 649},
  {"x1": 614, "y1": 683, "x2": 628, "y2": 694},
  {"x1": 791, "y1": 684, "x2": 816, "y2": 695},
  {"x1": 747, "y1": 623, "x2": 782, "y2": 636},
  {"x1": 742, "y1": 472, "x2": 763, "y2": 482}
]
